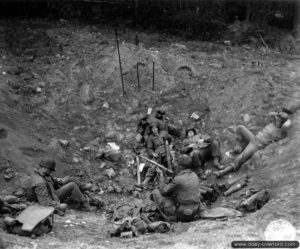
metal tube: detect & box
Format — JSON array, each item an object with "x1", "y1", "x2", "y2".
[
  {"x1": 139, "y1": 155, "x2": 173, "y2": 174},
  {"x1": 136, "y1": 63, "x2": 140, "y2": 90},
  {"x1": 152, "y1": 61, "x2": 155, "y2": 91},
  {"x1": 115, "y1": 28, "x2": 125, "y2": 95},
  {"x1": 136, "y1": 156, "x2": 141, "y2": 184}
]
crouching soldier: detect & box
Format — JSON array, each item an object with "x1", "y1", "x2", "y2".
[
  {"x1": 151, "y1": 155, "x2": 201, "y2": 222},
  {"x1": 182, "y1": 128, "x2": 223, "y2": 179},
  {"x1": 138, "y1": 124, "x2": 171, "y2": 188},
  {"x1": 31, "y1": 159, "x2": 90, "y2": 213}
]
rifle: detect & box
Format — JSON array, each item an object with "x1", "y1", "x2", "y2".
[
  {"x1": 163, "y1": 139, "x2": 172, "y2": 170},
  {"x1": 139, "y1": 155, "x2": 173, "y2": 175}
]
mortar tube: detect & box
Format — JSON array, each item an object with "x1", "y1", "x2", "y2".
[
  {"x1": 224, "y1": 180, "x2": 247, "y2": 196},
  {"x1": 215, "y1": 165, "x2": 235, "y2": 178},
  {"x1": 199, "y1": 185, "x2": 214, "y2": 192}
]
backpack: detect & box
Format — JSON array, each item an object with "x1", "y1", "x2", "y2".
[{"x1": 4, "y1": 205, "x2": 54, "y2": 238}]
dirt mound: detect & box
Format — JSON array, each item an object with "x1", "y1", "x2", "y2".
[{"x1": 0, "y1": 19, "x2": 299, "y2": 248}]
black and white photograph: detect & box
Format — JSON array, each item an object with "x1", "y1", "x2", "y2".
[{"x1": 0, "y1": 0, "x2": 299, "y2": 248}]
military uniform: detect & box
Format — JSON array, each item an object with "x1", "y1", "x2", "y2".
[
  {"x1": 182, "y1": 133, "x2": 221, "y2": 172},
  {"x1": 234, "y1": 119, "x2": 290, "y2": 168},
  {"x1": 31, "y1": 169, "x2": 84, "y2": 207},
  {"x1": 152, "y1": 164, "x2": 201, "y2": 222},
  {"x1": 143, "y1": 131, "x2": 171, "y2": 181}
]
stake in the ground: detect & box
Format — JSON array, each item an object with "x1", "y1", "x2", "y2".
[
  {"x1": 136, "y1": 62, "x2": 140, "y2": 90},
  {"x1": 115, "y1": 28, "x2": 125, "y2": 95},
  {"x1": 152, "y1": 61, "x2": 155, "y2": 91}
]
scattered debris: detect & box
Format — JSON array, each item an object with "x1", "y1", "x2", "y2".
[
  {"x1": 242, "y1": 113, "x2": 251, "y2": 123},
  {"x1": 190, "y1": 112, "x2": 200, "y2": 120},
  {"x1": 237, "y1": 188, "x2": 270, "y2": 212},
  {"x1": 59, "y1": 139, "x2": 69, "y2": 147},
  {"x1": 105, "y1": 168, "x2": 116, "y2": 179},
  {"x1": 4, "y1": 168, "x2": 15, "y2": 181},
  {"x1": 103, "y1": 102, "x2": 109, "y2": 109},
  {"x1": 200, "y1": 207, "x2": 243, "y2": 219},
  {"x1": 107, "y1": 142, "x2": 120, "y2": 151}
]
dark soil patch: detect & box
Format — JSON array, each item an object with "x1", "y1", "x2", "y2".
[
  {"x1": 0, "y1": 128, "x2": 8, "y2": 139},
  {"x1": 19, "y1": 146, "x2": 47, "y2": 158}
]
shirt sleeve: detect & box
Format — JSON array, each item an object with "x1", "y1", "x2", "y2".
[
  {"x1": 147, "y1": 136, "x2": 155, "y2": 156},
  {"x1": 33, "y1": 183, "x2": 59, "y2": 207},
  {"x1": 159, "y1": 176, "x2": 180, "y2": 196}
]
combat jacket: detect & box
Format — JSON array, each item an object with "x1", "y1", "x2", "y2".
[
  {"x1": 159, "y1": 169, "x2": 200, "y2": 205},
  {"x1": 255, "y1": 123, "x2": 285, "y2": 147},
  {"x1": 147, "y1": 133, "x2": 168, "y2": 157},
  {"x1": 31, "y1": 169, "x2": 60, "y2": 207}
]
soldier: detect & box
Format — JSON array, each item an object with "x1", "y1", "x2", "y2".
[
  {"x1": 153, "y1": 110, "x2": 182, "y2": 138},
  {"x1": 133, "y1": 114, "x2": 151, "y2": 154},
  {"x1": 31, "y1": 159, "x2": 90, "y2": 212},
  {"x1": 151, "y1": 154, "x2": 202, "y2": 222},
  {"x1": 215, "y1": 111, "x2": 291, "y2": 177},
  {"x1": 138, "y1": 124, "x2": 171, "y2": 188},
  {"x1": 182, "y1": 128, "x2": 223, "y2": 179}
]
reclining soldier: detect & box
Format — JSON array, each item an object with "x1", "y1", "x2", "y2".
[
  {"x1": 153, "y1": 110, "x2": 182, "y2": 138},
  {"x1": 215, "y1": 111, "x2": 291, "y2": 177},
  {"x1": 138, "y1": 124, "x2": 171, "y2": 188},
  {"x1": 151, "y1": 155, "x2": 201, "y2": 222},
  {"x1": 133, "y1": 114, "x2": 151, "y2": 154},
  {"x1": 182, "y1": 128, "x2": 223, "y2": 179},
  {"x1": 31, "y1": 159, "x2": 89, "y2": 212}
]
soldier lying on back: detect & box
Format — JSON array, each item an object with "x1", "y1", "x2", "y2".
[
  {"x1": 215, "y1": 111, "x2": 291, "y2": 177},
  {"x1": 182, "y1": 128, "x2": 223, "y2": 179}
]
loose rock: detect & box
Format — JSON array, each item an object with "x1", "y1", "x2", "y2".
[
  {"x1": 105, "y1": 168, "x2": 116, "y2": 179},
  {"x1": 107, "y1": 186, "x2": 115, "y2": 193},
  {"x1": 59, "y1": 139, "x2": 69, "y2": 147}
]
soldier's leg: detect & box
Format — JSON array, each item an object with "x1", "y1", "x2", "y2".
[
  {"x1": 211, "y1": 140, "x2": 224, "y2": 169},
  {"x1": 151, "y1": 189, "x2": 177, "y2": 222},
  {"x1": 56, "y1": 182, "x2": 85, "y2": 204},
  {"x1": 236, "y1": 125, "x2": 256, "y2": 150},
  {"x1": 141, "y1": 166, "x2": 156, "y2": 186},
  {"x1": 190, "y1": 150, "x2": 207, "y2": 179},
  {"x1": 234, "y1": 142, "x2": 259, "y2": 169}
]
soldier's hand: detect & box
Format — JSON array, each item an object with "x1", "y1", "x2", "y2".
[
  {"x1": 55, "y1": 203, "x2": 68, "y2": 211},
  {"x1": 156, "y1": 168, "x2": 163, "y2": 176},
  {"x1": 152, "y1": 153, "x2": 159, "y2": 158}
]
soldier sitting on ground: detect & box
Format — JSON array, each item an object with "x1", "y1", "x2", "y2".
[
  {"x1": 151, "y1": 154, "x2": 202, "y2": 222},
  {"x1": 31, "y1": 159, "x2": 90, "y2": 213},
  {"x1": 182, "y1": 128, "x2": 223, "y2": 179},
  {"x1": 215, "y1": 111, "x2": 291, "y2": 177},
  {"x1": 133, "y1": 114, "x2": 151, "y2": 154},
  {"x1": 138, "y1": 124, "x2": 172, "y2": 188},
  {"x1": 152, "y1": 110, "x2": 182, "y2": 138}
]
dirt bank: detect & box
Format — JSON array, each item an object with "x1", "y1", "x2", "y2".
[{"x1": 0, "y1": 19, "x2": 299, "y2": 248}]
